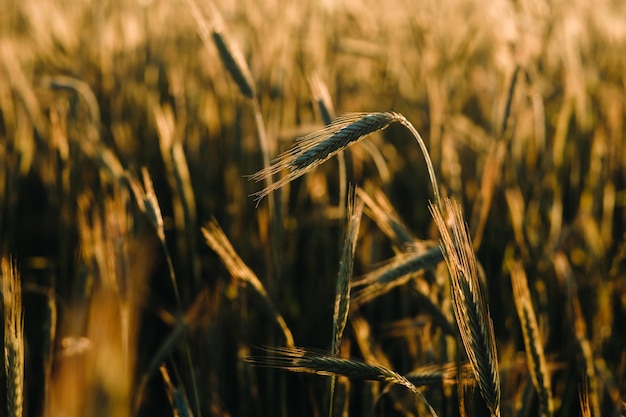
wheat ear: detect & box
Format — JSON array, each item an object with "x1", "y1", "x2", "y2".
[
  {"x1": 250, "y1": 112, "x2": 441, "y2": 210},
  {"x1": 332, "y1": 190, "x2": 363, "y2": 357},
  {"x1": 247, "y1": 347, "x2": 418, "y2": 392},
  {"x1": 185, "y1": 0, "x2": 255, "y2": 99},
  {"x1": 2, "y1": 258, "x2": 24, "y2": 417},
  {"x1": 329, "y1": 190, "x2": 363, "y2": 416},
  {"x1": 430, "y1": 199, "x2": 501, "y2": 417},
  {"x1": 351, "y1": 246, "x2": 443, "y2": 308},
  {"x1": 509, "y1": 261, "x2": 554, "y2": 417}
]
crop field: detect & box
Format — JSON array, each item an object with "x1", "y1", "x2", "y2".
[{"x1": 0, "y1": 0, "x2": 625, "y2": 416}]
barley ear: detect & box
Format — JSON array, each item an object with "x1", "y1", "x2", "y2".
[
  {"x1": 430, "y1": 199, "x2": 501, "y2": 417},
  {"x1": 2, "y1": 258, "x2": 24, "y2": 417}
]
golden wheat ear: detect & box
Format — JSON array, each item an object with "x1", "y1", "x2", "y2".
[
  {"x1": 430, "y1": 199, "x2": 501, "y2": 417},
  {"x1": 2, "y1": 258, "x2": 24, "y2": 417}
]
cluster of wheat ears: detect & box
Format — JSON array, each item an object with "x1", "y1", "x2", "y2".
[{"x1": 1, "y1": 0, "x2": 626, "y2": 416}]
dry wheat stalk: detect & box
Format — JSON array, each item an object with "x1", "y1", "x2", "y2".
[
  {"x1": 2, "y1": 258, "x2": 24, "y2": 417},
  {"x1": 431, "y1": 199, "x2": 501, "y2": 417},
  {"x1": 160, "y1": 364, "x2": 194, "y2": 417},
  {"x1": 579, "y1": 377, "x2": 592, "y2": 417},
  {"x1": 552, "y1": 252, "x2": 601, "y2": 417},
  {"x1": 201, "y1": 219, "x2": 294, "y2": 347},
  {"x1": 509, "y1": 260, "x2": 554, "y2": 417},
  {"x1": 357, "y1": 186, "x2": 415, "y2": 248},
  {"x1": 250, "y1": 112, "x2": 441, "y2": 209}
]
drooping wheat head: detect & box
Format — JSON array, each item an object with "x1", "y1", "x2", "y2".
[
  {"x1": 251, "y1": 112, "x2": 441, "y2": 209},
  {"x1": 247, "y1": 347, "x2": 418, "y2": 394}
]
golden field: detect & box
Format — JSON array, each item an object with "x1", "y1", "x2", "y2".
[{"x1": 0, "y1": 0, "x2": 625, "y2": 415}]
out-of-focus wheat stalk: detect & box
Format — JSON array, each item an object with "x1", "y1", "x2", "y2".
[
  {"x1": 509, "y1": 260, "x2": 553, "y2": 417},
  {"x1": 2, "y1": 258, "x2": 24, "y2": 417},
  {"x1": 201, "y1": 219, "x2": 294, "y2": 348},
  {"x1": 553, "y1": 252, "x2": 601, "y2": 417},
  {"x1": 431, "y1": 199, "x2": 501, "y2": 417}
]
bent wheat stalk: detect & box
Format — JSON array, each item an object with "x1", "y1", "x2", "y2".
[
  {"x1": 250, "y1": 112, "x2": 441, "y2": 210},
  {"x1": 431, "y1": 199, "x2": 501, "y2": 417}
]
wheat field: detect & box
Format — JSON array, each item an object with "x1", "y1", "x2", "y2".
[{"x1": 0, "y1": 0, "x2": 625, "y2": 416}]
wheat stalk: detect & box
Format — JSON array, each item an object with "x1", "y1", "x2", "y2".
[
  {"x1": 431, "y1": 199, "x2": 501, "y2": 417},
  {"x1": 2, "y1": 258, "x2": 24, "y2": 417},
  {"x1": 510, "y1": 280, "x2": 550, "y2": 410},
  {"x1": 509, "y1": 261, "x2": 554, "y2": 417},
  {"x1": 250, "y1": 112, "x2": 441, "y2": 209},
  {"x1": 201, "y1": 219, "x2": 294, "y2": 347},
  {"x1": 552, "y1": 252, "x2": 601, "y2": 417},
  {"x1": 357, "y1": 186, "x2": 415, "y2": 248}
]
